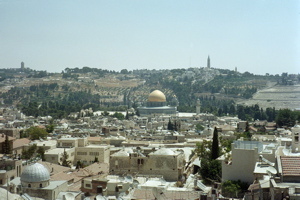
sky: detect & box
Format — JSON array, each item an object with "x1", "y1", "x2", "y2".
[{"x1": 0, "y1": 0, "x2": 299, "y2": 75}]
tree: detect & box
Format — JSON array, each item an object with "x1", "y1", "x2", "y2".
[
  {"x1": 102, "y1": 111, "x2": 109, "y2": 116},
  {"x1": 125, "y1": 111, "x2": 129, "y2": 120},
  {"x1": 199, "y1": 158, "x2": 221, "y2": 184},
  {"x1": 60, "y1": 149, "x2": 71, "y2": 167},
  {"x1": 220, "y1": 137, "x2": 233, "y2": 153},
  {"x1": 37, "y1": 146, "x2": 45, "y2": 161},
  {"x1": 229, "y1": 104, "x2": 236, "y2": 115},
  {"x1": 2, "y1": 134, "x2": 11, "y2": 154},
  {"x1": 76, "y1": 160, "x2": 83, "y2": 169},
  {"x1": 135, "y1": 108, "x2": 140, "y2": 116},
  {"x1": 46, "y1": 124, "x2": 55, "y2": 133},
  {"x1": 211, "y1": 127, "x2": 219, "y2": 160},
  {"x1": 276, "y1": 108, "x2": 297, "y2": 127},
  {"x1": 237, "y1": 106, "x2": 246, "y2": 120},
  {"x1": 194, "y1": 140, "x2": 212, "y2": 160},
  {"x1": 111, "y1": 112, "x2": 124, "y2": 120},
  {"x1": 22, "y1": 144, "x2": 37, "y2": 160},
  {"x1": 120, "y1": 69, "x2": 129, "y2": 74},
  {"x1": 167, "y1": 119, "x2": 174, "y2": 131},
  {"x1": 221, "y1": 180, "x2": 241, "y2": 198},
  {"x1": 245, "y1": 121, "x2": 250, "y2": 133},
  {"x1": 25, "y1": 127, "x2": 48, "y2": 140},
  {"x1": 195, "y1": 123, "x2": 205, "y2": 132},
  {"x1": 221, "y1": 180, "x2": 249, "y2": 198}
]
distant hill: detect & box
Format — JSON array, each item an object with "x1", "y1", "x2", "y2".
[{"x1": 0, "y1": 66, "x2": 299, "y2": 118}]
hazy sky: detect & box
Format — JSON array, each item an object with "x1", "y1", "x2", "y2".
[{"x1": 1, "y1": 0, "x2": 299, "y2": 75}]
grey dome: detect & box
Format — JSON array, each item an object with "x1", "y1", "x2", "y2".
[{"x1": 21, "y1": 163, "x2": 50, "y2": 182}]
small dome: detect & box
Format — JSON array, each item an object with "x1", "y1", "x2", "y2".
[
  {"x1": 21, "y1": 163, "x2": 50, "y2": 183},
  {"x1": 227, "y1": 131, "x2": 234, "y2": 135},
  {"x1": 152, "y1": 148, "x2": 176, "y2": 156},
  {"x1": 148, "y1": 90, "x2": 166, "y2": 102},
  {"x1": 112, "y1": 148, "x2": 133, "y2": 157}
]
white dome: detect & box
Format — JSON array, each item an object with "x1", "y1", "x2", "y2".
[
  {"x1": 112, "y1": 148, "x2": 133, "y2": 157},
  {"x1": 152, "y1": 148, "x2": 176, "y2": 156},
  {"x1": 21, "y1": 163, "x2": 50, "y2": 183}
]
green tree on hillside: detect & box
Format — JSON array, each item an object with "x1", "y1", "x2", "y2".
[
  {"x1": 276, "y1": 109, "x2": 298, "y2": 127},
  {"x1": 111, "y1": 112, "x2": 124, "y2": 120},
  {"x1": 25, "y1": 127, "x2": 48, "y2": 140}
]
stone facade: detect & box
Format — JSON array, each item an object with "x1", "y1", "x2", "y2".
[
  {"x1": 109, "y1": 148, "x2": 185, "y2": 181},
  {"x1": 75, "y1": 145, "x2": 110, "y2": 165}
]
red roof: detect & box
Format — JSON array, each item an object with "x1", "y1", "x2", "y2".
[{"x1": 281, "y1": 156, "x2": 300, "y2": 176}]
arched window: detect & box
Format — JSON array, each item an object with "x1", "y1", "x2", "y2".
[
  {"x1": 40, "y1": 183, "x2": 43, "y2": 188},
  {"x1": 28, "y1": 184, "x2": 31, "y2": 188}
]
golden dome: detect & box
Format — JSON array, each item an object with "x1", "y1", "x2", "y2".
[{"x1": 148, "y1": 90, "x2": 166, "y2": 102}]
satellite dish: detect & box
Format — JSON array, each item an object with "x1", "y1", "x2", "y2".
[
  {"x1": 64, "y1": 193, "x2": 75, "y2": 200},
  {"x1": 133, "y1": 180, "x2": 139, "y2": 188}
]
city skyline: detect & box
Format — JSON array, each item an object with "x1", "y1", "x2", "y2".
[{"x1": 0, "y1": 0, "x2": 299, "y2": 75}]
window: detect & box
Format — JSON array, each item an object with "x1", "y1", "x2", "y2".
[
  {"x1": 295, "y1": 136, "x2": 299, "y2": 143},
  {"x1": 28, "y1": 184, "x2": 31, "y2": 188},
  {"x1": 40, "y1": 183, "x2": 43, "y2": 188},
  {"x1": 85, "y1": 184, "x2": 91, "y2": 188},
  {"x1": 89, "y1": 152, "x2": 99, "y2": 156},
  {"x1": 62, "y1": 142, "x2": 72, "y2": 147},
  {"x1": 77, "y1": 152, "x2": 87, "y2": 155}
]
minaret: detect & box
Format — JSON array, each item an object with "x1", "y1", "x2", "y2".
[
  {"x1": 292, "y1": 126, "x2": 300, "y2": 153},
  {"x1": 207, "y1": 55, "x2": 210, "y2": 68},
  {"x1": 196, "y1": 98, "x2": 201, "y2": 115},
  {"x1": 21, "y1": 62, "x2": 24, "y2": 70}
]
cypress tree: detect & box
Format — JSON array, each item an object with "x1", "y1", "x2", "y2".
[
  {"x1": 167, "y1": 119, "x2": 173, "y2": 130},
  {"x1": 60, "y1": 149, "x2": 71, "y2": 167},
  {"x1": 211, "y1": 127, "x2": 219, "y2": 160},
  {"x1": 3, "y1": 134, "x2": 11, "y2": 154}
]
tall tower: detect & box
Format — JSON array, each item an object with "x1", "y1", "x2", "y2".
[
  {"x1": 207, "y1": 55, "x2": 210, "y2": 68},
  {"x1": 21, "y1": 62, "x2": 24, "y2": 70},
  {"x1": 196, "y1": 98, "x2": 201, "y2": 115}
]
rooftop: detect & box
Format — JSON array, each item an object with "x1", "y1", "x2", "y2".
[
  {"x1": 281, "y1": 156, "x2": 300, "y2": 176},
  {"x1": 234, "y1": 140, "x2": 263, "y2": 152}
]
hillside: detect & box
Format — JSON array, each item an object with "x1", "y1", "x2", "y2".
[{"x1": 0, "y1": 66, "x2": 298, "y2": 118}]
